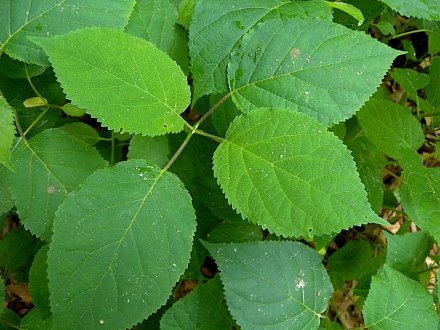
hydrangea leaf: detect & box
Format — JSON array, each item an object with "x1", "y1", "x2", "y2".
[
  {"x1": 228, "y1": 18, "x2": 402, "y2": 126},
  {"x1": 213, "y1": 108, "x2": 386, "y2": 238},
  {"x1": 32, "y1": 28, "x2": 190, "y2": 136},
  {"x1": 0, "y1": 96, "x2": 16, "y2": 171},
  {"x1": 363, "y1": 264, "x2": 438, "y2": 329},
  {"x1": 379, "y1": 0, "x2": 440, "y2": 21},
  {"x1": 48, "y1": 159, "x2": 196, "y2": 330},
  {"x1": 204, "y1": 241, "x2": 333, "y2": 330},
  {"x1": 189, "y1": 0, "x2": 331, "y2": 100},
  {"x1": 127, "y1": 134, "x2": 169, "y2": 167},
  {"x1": 0, "y1": 0, "x2": 135, "y2": 65},
  {"x1": 400, "y1": 155, "x2": 440, "y2": 244},
  {"x1": 160, "y1": 276, "x2": 233, "y2": 330},
  {"x1": 6, "y1": 129, "x2": 107, "y2": 241},
  {"x1": 357, "y1": 97, "x2": 424, "y2": 159}
]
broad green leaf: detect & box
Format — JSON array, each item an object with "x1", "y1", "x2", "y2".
[
  {"x1": 389, "y1": 68, "x2": 430, "y2": 100},
  {"x1": 6, "y1": 128, "x2": 106, "y2": 240},
  {"x1": 0, "y1": 0, "x2": 135, "y2": 65},
  {"x1": 48, "y1": 159, "x2": 196, "y2": 330},
  {"x1": 0, "y1": 96, "x2": 15, "y2": 170},
  {"x1": 189, "y1": 0, "x2": 332, "y2": 100},
  {"x1": 160, "y1": 276, "x2": 233, "y2": 330},
  {"x1": 127, "y1": 134, "x2": 169, "y2": 167},
  {"x1": 0, "y1": 54, "x2": 46, "y2": 78},
  {"x1": 363, "y1": 264, "x2": 438, "y2": 329},
  {"x1": 207, "y1": 218, "x2": 263, "y2": 243},
  {"x1": 229, "y1": 18, "x2": 402, "y2": 126},
  {"x1": 213, "y1": 108, "x2": 386, "y2": 238},
  {"x1": 20, "y1": 308, "x2": 52, "y2": 330},
  {"x1": 324, "y1": 1, "x2": 364, "y2": 26},
  {"x1": 0, "y1": 225, "x2": 34, "y2": 269},
  {"x1": 125, "y1": 0, "x2": 177, "y2": 54},
  {"x1": 357, "y1": 97, "x2": 424, "y2": 159},
  {"x1": 0, "y1": 308, "x2": 21, "y2": 330},
  {"x1": 426, "y1": 56, "x2": 440, "y2": 112},
  {"x1": 400, "y1": 156, "x2": 440, "y2": 243},
  {"x1": 379, "y1": 0, "x2": 440, "y2": 20},
  {"x1": 0, "y1": 166, "x2": 14, "y2": 216},
  {"x1": 32, "y1": 27, "x2": 190, "y2": 136},
  {"x1": 29, "y1": 244, "x2": 51, "y2": 315},
  {"x1": 385, "y1": 231, "x2": 431, "y2": 279},
  {"x1": 205, "y1": 241, "x2": 333, "y2": 330},
  {"x1": 328, "y1": 240, "x2": 384, "y2": 287}
]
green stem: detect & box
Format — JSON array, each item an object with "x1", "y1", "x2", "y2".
[
  {"x1": 26, "y1": 75, "x2": 47, "y2": 104},
  {"x1": 22, "y1": 107, "x2": 50, "y2": 137},
  {"x1": 161, "y1": 91, "x2": 233, "y2": 173},
  {"x1": 390, "y1": 29, "x2": 429, "y2": 40}
]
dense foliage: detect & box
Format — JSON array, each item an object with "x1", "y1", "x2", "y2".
[{"x1": 1, "y1": 0, "x2": 440, "y2": 329}]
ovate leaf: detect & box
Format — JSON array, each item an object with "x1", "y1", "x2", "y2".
[
  {"x1": 127, "y1": 134, "x2": 169, "y2": 167},
  {"x1": 357, "y1": 97, "x2": 424, "y2": 159},
  {"x1": 379, "y1": 0, "x2": 440, "y2": 20},
  {"x1": 205, "y1": 241, "x2": 333, "y2": 330},
  {"x1": 48, "y1": 159, "x2": 196, "y2": 329},
  {"x1": 400, "y1": 157, "x2": 440, "y2": 243},
  {"x1": 29, "y1": 245, "x2": 51, "y2": 316},
  {"x1": 229, "y1": 18, "x2": 402, "y2": 126},
  {"x1": 363, "y1": 264, "x2": 438, "y2": 329},
  {"x1": 0, "y1": 96, "x2": 15, "y2": 170},
  {"x1": 6, "y1": 129, "x2": 106, "y2": 240},
  {"x1": 324, "y1": 1, "x2": 364, "y2": 26},
  {"x1": 213, "y1": 108, "x2": 385, "y2": 238},
  {"x1": 160, "y1": 276, "x2": 233, "y2": 330},
  {"x1": 0, "y1": 0, "x2": 135, "y2": 65},
  {"x1": 32, "y1": 28, "x2": 190, "y2": 136},
  {"x1": 189, "y1": 0, "x2": 331, "y2": 99},
  {"x1": 389, "y1": 68, "x2": 430, "y2": 100}
]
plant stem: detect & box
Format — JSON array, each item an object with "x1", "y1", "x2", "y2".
[
  {"x1": 26, "y1": 75, "x2": 48, "y2": 104},
  {"x1": 193, "y1": 91, "x2": 233, "y2": 130},
  {"x1": 194, "y1": 129, "x2": 224, "y2": 143},
  {"x1": 161, "y1": 131, "x2": 193, "y2": 174},
  {"x1": 390, "y1": 29, "x2": 429, "y2": 40}
]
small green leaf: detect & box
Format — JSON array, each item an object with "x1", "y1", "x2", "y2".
[
  {"x1": 61, "y1": 103, "x2": 86, "y2": 117},
  {"x1": 0, "y1": 226, "x2": 34, "y2": 270},
  {"x1": 325, "y1": 1, "x2": 364, "y2": 26},
  {"x1": 20, "y1": 308, "x2": 52, "y2": 330},
  {"x1": 189, "y1": 0, "x2": 331, "y2": 99},
  {"x1": 363, "y1": 264, "x2": 438, "y2": 329},
  {"x1": 29, "y1": 245, "x2": 51, "y2": 315},
  {"x1": 426, "y1": 56, "x2": 440, "y2": 112},
  {"x1": 23, "y1": 96, "x2": 47, "y2": 108},
  {"x1": 204, "y1": 241, "x2": 333, "y2": 330},
  {"x1": 357, "y1": 97, "x2": 424, "y2": 159},
  {"x1": 59, "y1": 122, "x2": 100, "y2": 146},
  {"x1": 379, "y1": 0, "x2": 440, "y2": 20},
  {"x1": 389, "y1": 68, "x2": 430, "y2": 100},
  {"x1": 385, "y1": 231, "x2": 431, "y2": 279},
  {"x1": 32, "y1": 27, "x2": 190, "y2": 136},
  {"x1": 213, "y1": 108, "x2": 386, "y2": 238},
  {"x1": 0, "y1": 166, "x2": 14, "y2": 216},
  {"x1": 207, "y1": 218, "x2": 263, "y2": 243},
  {"x1": 0, "y1": 0, "x2": 135, "y2": 65},
  {"x1": 48, "y1": 159, "x2": 196, "y2": 329},
  {"x1": 160, "y1": 276, "x2": 233, "y2": 329},
  {"x1": 0, "y1": 96, "x2": 16, "y2": 171},
  {"x1": 228, "y1": 18, "x2": 403, "y2": 126},
  {"x1": 127, "y1": 134, "x2": 169, "y2": 167},
  {"x1": 6, "y1": 128, "x2": 107, "y2": 240},
  {"x1": 400, "y1": 157, "x2": 440, "y2": 243}
]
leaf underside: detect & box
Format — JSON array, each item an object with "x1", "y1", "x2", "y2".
[
  {"x1": 213, "y1": 108, "x2": 385, "y2": 238},
  {"x1": 48, "y1": 159, "x2": 196, "y2": 330}
]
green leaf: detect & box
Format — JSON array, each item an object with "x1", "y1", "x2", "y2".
[
  {"x1": 59, "y1": 122, "x2": 100, "y2": 146},
  {"x1": 20, "y1": 308, "x2": 52, "y2": 330},
  {"x1": 379, "y1": 0, "x2": 440, "y2": 20},
  {"x1": 0, "y1": 0, "x2": 135, "y2": 65},
  {"x1": 207, "y1": 218, "x2": 263, "y2": 243},
  {"x1": 0, "y1": 279, "x2": 4, "y2": 315},
  {"x1": 48, "y1": 159, "x2": 196, "y2": 329},
  {"x1": 213, "y1": 108, "x2": 386, "y2": 238},
  {"x1": 426, "y1": 56, "x2": 440, "y2": 112},
  {"x1": 228, "y1": 18, "x2": 402, "y2": 126},
  {"x1": 127, "y1": 134, "x2": 169, "y2": 167},
  {"x1": 0, "y1": 166, "x2": 14, "y2": 216},
  {"x1": 389, "y1": 68, "x2": 430, "y2": 100},
  {"x1": 6, "y1": 128, "x2": 106, "y2": 240},
  {"x1": 0, "y1": 225, "x2": 34, "y2": 269},
  {"x1": 32, "y1": 27, "x2": 190, "y2": 136},
  {"x1": 325, "y1": 1, "x2": 364, "y2": 26},
  {"x1": 160, "y1": 276, "x2": 233, "y2": 329},
  {"x1": 400, "y1": 157, "x2": 440, "y2": 243},
  {"x1": 204, "y1": 241, "x2": 333, "y2": 330},
  {"x1": 189, "y1": 0, "x2": 332, "y2": 99},
  {"x1": 0, "y1": 54, "x2": 46, "y2": 78},
  {"x1": 328, "y1": 240, "x2": 384, "y2": 287},
  {"x1": 357, "y1": 97, "x2": 424, "y2": 159},
  {"x1": 363, "y1": 264, "x2": 438, "y2": 329},
  {"x1": 385, "y1": 231, "x2": 431, "y2": 278},
  {"x1": 125, "y1": 0, "x2": 178, "y2": 54},
  {"x1": 0, "y1": 96, "x2": 16, "y2": 171},
  {"x1": 29, "y1": 244, "x2": 51, "y2": 315},
  {"x1": 177, "y1": 0, "x2": 197, "y2": 29}
]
